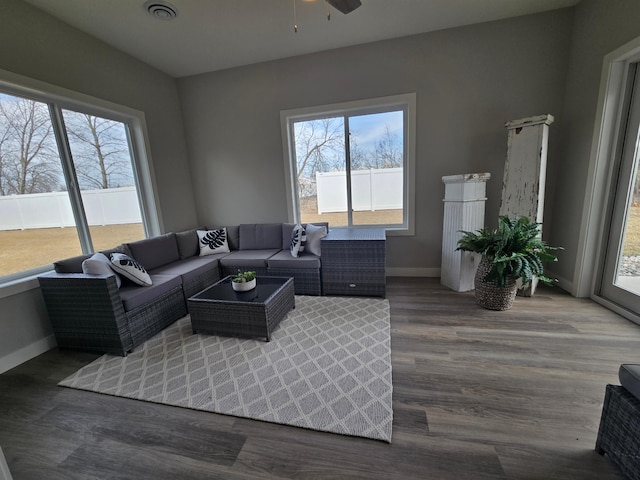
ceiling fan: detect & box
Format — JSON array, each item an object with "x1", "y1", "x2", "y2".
[{"x1": 326, "y1": 0, "x2": 362, "y2": 14}]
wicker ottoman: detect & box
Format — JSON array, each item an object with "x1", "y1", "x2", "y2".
[
  {"x1": 596, "y1": 364, "x2": 640, "y2": 480},
  {"x1": 187, "y1": 276, "x2": 295, "y2": 341}
]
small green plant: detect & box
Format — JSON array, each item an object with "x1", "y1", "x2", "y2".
[
  {"x1": 232, "y1": 270, "x2": 256, "y2": 283},
  {"x1": 456, "y1": 216, "x2": 561, "y2": 287}
]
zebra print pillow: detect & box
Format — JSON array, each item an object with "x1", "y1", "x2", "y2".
[
  {"x1": 290, "y1": 224, "x2": 306, "y2": 257},
  {"x1": 197, "y1": 228, "x2": 230, "y2": 256},
  {"x1": 109, "y1": 253, "x2": 152, "y2": 286}
]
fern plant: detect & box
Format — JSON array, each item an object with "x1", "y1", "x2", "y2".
[{"x1": 456, "y1": 216, "x2": 560, "y2": 287}]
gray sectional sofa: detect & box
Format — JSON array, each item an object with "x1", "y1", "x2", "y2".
[{"x1": 38, "y1": 222, "x2": 327, "y2": 356}]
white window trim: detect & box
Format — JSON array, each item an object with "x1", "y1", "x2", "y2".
[
  {"x1": 0, "y1": 68, "x2": 163, "y2": 292},
  {"x1": 574, "y1": 34, "x2": 640, "y2": 326},
  {"x1": 280, "y1": 93, "x2": 416, "y2": 236}
]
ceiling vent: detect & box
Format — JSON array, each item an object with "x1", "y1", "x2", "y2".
[{"x1": 144, "y1": 1, "x2": 178, "y2": 20}]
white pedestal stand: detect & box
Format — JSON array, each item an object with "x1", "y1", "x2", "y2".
[
  {"x1": 499, "y1": 114, "x2": 554, "y2": 295},
  {"x1": 441, "y1": 173, "x2": 491, "y2": 292}
]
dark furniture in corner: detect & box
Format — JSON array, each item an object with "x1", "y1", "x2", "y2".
[{"x1": 596, "y1": 364, "x2": 640, "y2": 480}]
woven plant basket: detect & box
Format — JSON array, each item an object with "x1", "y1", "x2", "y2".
[{"x1": 474, "y1": 256, "x2": 518, "y2": 311}]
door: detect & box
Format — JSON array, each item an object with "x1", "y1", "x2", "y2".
[{"x1": 600, "y1": 63, "x2": 640, "y2": 313}]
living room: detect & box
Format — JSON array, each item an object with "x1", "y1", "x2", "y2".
[{"x1": 1, "y1": 0, "x2": 640, "y2": 478}]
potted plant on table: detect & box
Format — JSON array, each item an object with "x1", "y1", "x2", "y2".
[
  {"x1": 456, "y1": 216, "x2": 560, "y2": 310},
  {"x1": 232, "y1": 270, "x2": 257, "y2": 292}
]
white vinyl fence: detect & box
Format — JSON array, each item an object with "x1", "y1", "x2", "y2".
[
  {"x1": 315, "y1": 167, "x2": 403, "y2": 214},
  {"x1": 0, "y1": 187, "x2": 142, "y2": 231}
]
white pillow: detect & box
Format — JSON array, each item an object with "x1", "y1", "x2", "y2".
[
  {"x1": 305, "y1": 223, "x2": 327, "y2": 256},
  {"x1": 198, "y1": 228, "x2": 230, "y2": 256},
  {"x1": 109, "y1": 253, "x2": 152, "y2": 286},
  {"x1": 82, "y1": 252, "x2": 121, "y2": 288},
  {"x1": 290, "y1": 224, "x2": 306, "y2": 257}
]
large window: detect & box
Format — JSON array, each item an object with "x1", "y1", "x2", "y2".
[
  {"x1": 281, "y1": 94, "x2": 416, "y2": 233},
  {"x1": 0, "y1": 79, "x2": 158, "y2": 282}
]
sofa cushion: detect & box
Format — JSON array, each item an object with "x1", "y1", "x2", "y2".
[
  {"x1": 101, "y1": 243, "x2": 131, "y2": 259},
  {"x1": 175, "y1": 228, "x2": 200, "y2": 259},
  {"x1": 267, "y1": 250, "x2": 320, "y2": 269},
  {"x1": 198, "y1": 228, "x2": 230, "y2": 256},
  {"x1": 110, "y1": 253, "x2": 152, "y2": 286},
  {"x1": 305, "y1": 223, "x2": 328, "y2": 256},
  {"x1": 82, "y1": 252, "x2": 121, "y2": 288},
  {"x1": 239, "y1": 224, "x2": 282, "y2": 250},
  {"x1": 54, "y1": 254, "x2": 91, "y2": 273},
  {"x1": 620, "y1": 364, "x2": 640, "y2": 401},
  {"x1": 211, "y1": 225, "x2": 239, "y2": 251},
  {"x1": 127, "y1": 233, "x2": 180, "y2": 271},
  {"x1": 150, "y1": 256, "x2": 221, "y2": 283},
  {"x1": 118, "y1": 274, "x2": 182, "y2": 311},
  {"x1": 219, "y1": 249, "x2": 280, "y2": 268}
]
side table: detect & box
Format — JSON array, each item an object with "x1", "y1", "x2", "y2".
[{"x1": 321, "y1": 228, "x2": 386, "y2": 297}]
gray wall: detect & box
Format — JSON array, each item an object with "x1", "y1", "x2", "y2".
[
  {"x1": 0, "y1": 0, "x2": 195, "y2": 368},
  {"x1": 178, "y1": 9, "x2": 573, "y2": 273},
  {"x1": 549, "y1": 0, "x2": 640, "y2": 286}
]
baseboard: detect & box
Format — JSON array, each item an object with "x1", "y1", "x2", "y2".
[
  {"x1": 545, "y1": 269, "x2": 574, "y2": 296},
  {"x1": 386, "y1": 267, "x2": 440, "y2": 277},
  {"x1": 0, "y1": 335, "x2": 57, "y2": 375}
]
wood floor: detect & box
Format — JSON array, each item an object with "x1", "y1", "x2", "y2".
[{"x1": 0, "y1": 277, "x2": 636, "y2": 479}]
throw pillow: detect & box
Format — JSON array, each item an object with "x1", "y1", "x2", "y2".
[
  {"x1": 82, "y1": 252, "x2": 122, "y2": 288},
  {"x1": 290, "y1": 224, "x2": 306, "y2": 257},
  {"x1": 198, "y1": 228, "x2": 230, "y2": 256},
  {"x1": 305, "y1": 223, "x2": 327, "y2": 256},
  {"x1": 109, "y1": 253, "x2": 152, "y2": 286}
]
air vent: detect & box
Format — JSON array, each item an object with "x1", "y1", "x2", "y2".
[{"x1": 144, "y1": 1, "x2": 178, "y2": 20}]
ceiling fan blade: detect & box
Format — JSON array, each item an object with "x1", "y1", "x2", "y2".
[{"x1": 326, "y1": 0, "x2": 362, "y2": 14}]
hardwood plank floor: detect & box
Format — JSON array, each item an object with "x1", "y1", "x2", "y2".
[{"x1": 0, "y1": 278, "x2": 635, "y2": 479}]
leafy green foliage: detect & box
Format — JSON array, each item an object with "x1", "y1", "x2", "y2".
[
  {"x1": 456, "y1": 216, "x2": 561, "y2": 287},
  {"x1": 232, "y1": 270, "x2": 256, "y2": 283}
]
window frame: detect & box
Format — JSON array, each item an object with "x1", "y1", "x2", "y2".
[
  {"x1": 0, "y1": 68, "x2": 161, "y2": 290},
  {"x1": 280, "y1": 93, "x2": 416, "y2": 235}
]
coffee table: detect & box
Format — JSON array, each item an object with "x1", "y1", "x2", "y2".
[{"x1": 187, "y1": 276, "x2": 295, "y2": 341}]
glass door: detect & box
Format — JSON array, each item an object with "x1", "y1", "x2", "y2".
[{"x1": 600, "y1": 63, "x2": 640, "y2": 312}]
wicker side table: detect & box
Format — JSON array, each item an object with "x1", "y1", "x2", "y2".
[
  {"x1": 321, "y1": 228, "x2": 386, "y2": 297},
  {"x1": 596, "y1": 384, "x2": 640, "y2": 480},
  {"x1": 187, "y1": 276, "x2": 295, "y2": 341}
]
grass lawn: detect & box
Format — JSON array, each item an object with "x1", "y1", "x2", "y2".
[{"x1": 0, "y1": 224, "x2": 143, "y2": 277}]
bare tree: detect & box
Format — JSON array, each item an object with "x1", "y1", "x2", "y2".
[
  {"x1": 64, "y1": 112, "x2": 134, "y2": 189},
  {"x1": 0, "y1": 96, "x2": 60, "y2": 195},
  {"x1": 372, "y1": 124, "x2": 403, "y2": 168},
  {"x1": 294, "y1": 117, "x2": 344, "y2": 197}
]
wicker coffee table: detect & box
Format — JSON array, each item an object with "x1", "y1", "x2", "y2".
[{"x1": 187, "y1": 276, "x2": 295, "y2": 341}]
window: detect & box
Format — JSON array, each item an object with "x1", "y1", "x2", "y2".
[
  {"x1": 0, "y1": 77, "x2": 159, "y2": 282},
  {"x1": 281, "y1": 94, "x2": 416, "y2": 233}
]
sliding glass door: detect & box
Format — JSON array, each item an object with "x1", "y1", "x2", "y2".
[{"x1": 599, "y1": 63, "x2": 640, "y2": 314}]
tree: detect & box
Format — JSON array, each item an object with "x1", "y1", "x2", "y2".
[
  {"x1": 372, "y1": 124, "x2": 403, "y2": 169},
  {"x1": 294, "y1": 117, "x2": 344, "y2": 197},
  {"x1": 63, "y1": 112, "x2": 134, "y2": 190},
  {"x1": 0, "y1": 96, "x2": 60, "y2": 195}
]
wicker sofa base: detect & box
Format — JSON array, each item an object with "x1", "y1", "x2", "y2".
[
  {"x1": 267, "y1": 268, "x2": 321, "y2": 296},
  {"x1": 596, "y1": 384, "x2": 640, "y2": 480}
]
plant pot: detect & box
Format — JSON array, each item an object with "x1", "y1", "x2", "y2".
[
  {"x1": 474, "y1": 256, "x2": 517, "y2": 311},
  {"x1": 232, "y1": 278, "x2": 256, "y2": 292}
]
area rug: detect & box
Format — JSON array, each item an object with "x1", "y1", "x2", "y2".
[{"x1": 58, "y1": 295, "x2": 393, "y2": 442}]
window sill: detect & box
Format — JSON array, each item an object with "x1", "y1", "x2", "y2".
[{"x1": 0, "y1": 272, "x2": 47, "y2": 299}]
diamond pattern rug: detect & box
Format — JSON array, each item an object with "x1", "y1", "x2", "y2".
[{"x1": 59, "y1": 295, "x2": 393, "y2": 442}]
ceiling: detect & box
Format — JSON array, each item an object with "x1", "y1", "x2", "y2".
[{"x1": 22, "y1": 0, "x2": 580, "y2": 78}]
